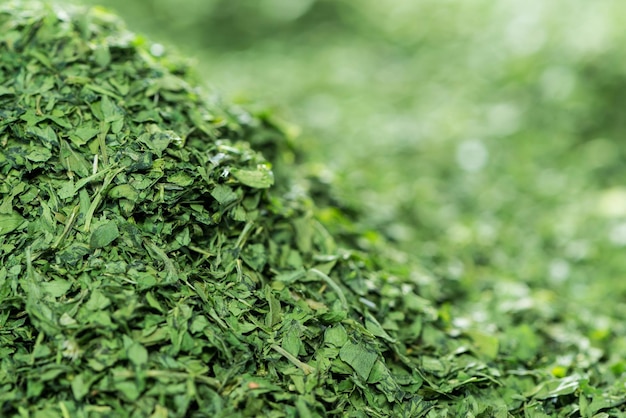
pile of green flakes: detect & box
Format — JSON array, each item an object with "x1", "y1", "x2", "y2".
[
  {"x1": 0, "y1": 3, "x2": 455, "y2": 417},
  {"x1": 14, "y1": 2, "x2": 626, "y2": 418}
]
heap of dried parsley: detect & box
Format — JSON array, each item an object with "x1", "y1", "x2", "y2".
[{"x1": 0, "y1": 3, "x2": 504, "y2": 417}]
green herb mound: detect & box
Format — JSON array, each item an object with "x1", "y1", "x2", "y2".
[{"x1": 0, "y1": 3, "x2": 448, "y2": 417}]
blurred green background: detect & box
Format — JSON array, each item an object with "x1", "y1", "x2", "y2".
[{"x1": 79, "y1": 0, "x2": 626, "y2": 338}]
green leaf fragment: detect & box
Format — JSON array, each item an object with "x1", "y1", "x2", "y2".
[
  {"x1": 73, "y1": 126, "x2": 100, "y2": 145},
  {"x1": 282, "y1": 322, "x2": 303, "y2": 356},
  {"x1": 364, "y1": 311, "x2": 396, "y2": 343},
  {"x1": 231, "y1": 165, "x2": 274, "y2": 188},
  {"x1": 108, "y1": 184, "x2": 140, "y2": 201},
  {"x1": 94, "y1": 43, "x2": 111, "y2": 67},
  {"x1": 324, "y1": 324, "x2": 348, "y2": 347},
  {"x1": 60, "y1": 140, "x2": 91, "y2": 177},
  {"x1": 211, "y1": 184, "x2": 239, "y2": 205},
  {"x1": 99, "y1": 96, "x2": 124, "y2": 123},
  {"x1": 530, "y1": 375, "x2": 582, "y2": 400},
  {"x1": 466, "y1": 329, "x2": 499, "y2": 360},
  {"x1": 0, "y1": 212, "x2": 27, "y2": 235},
  {"x1": 84, "y1": 289, "x2": 111, "y2": 311},
  {"x1": 127, "y1": 342, "x2": 149, "y2": 367},
  {"x1": 71, "y1": 374, "x2": 89, "y2": 401},
  {"x1": 339, "y1": 341, "x2": 378, "y2": 380},
  {"x1": 271, "y1": 344, "x2": 315, "y2": 375},
  {"x1": 265, "y1": 286, "x2": 282, "y2": 328},
  {"x1": 167, "y1": 171, "x2": 194, "y2": 187},
  {"x1": 26, "y1": 147, "x2": 52, "y2": 162},
  {"x1": 0, "y1": 85, "x2": 13, "y2": 96},
  {"x1": 27, "y1": 124, "x2": 58, "y2": 146},
  {"x1": 89, "y1": 220, "x2": 120, "y2": 248},
  {"x1": 40, "y1": 279, "x2": 72, "y2": 298}
]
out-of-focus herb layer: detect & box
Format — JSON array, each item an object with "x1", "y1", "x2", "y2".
[{"x1": 4, "y1": 0, "x2": 626, "y2": 417}]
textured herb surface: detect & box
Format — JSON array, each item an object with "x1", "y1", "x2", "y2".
[
  {"x1": 3, "y1": 2, "x2": 626, "y2": 418},
  {"x1": 0, "y1": 3, "x2": 442, "y2": 417}
]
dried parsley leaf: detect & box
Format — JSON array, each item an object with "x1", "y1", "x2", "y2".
[
  {"x1": 90, "y1": 220, "x2": 120, "y2": 249},
  {"x1": 339, "y1": 340, "x2": 378, "y2": 381},
  {"x1": 0, "y1": 2, "x2": 457, "y2": 417},
  {"x1": 0, "y1": 212, "x2": 27, "y2": 236},
  {"x1": 231, "y1": 165, "x2": 274, "y2": 188}
]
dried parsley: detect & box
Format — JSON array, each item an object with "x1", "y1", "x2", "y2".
[
  {"x1": 0, "y1": 2, "x2": 532, "y2": 418},
  {"x1": 0, "y1": 3, "x2": 441, "y2": 417}
]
